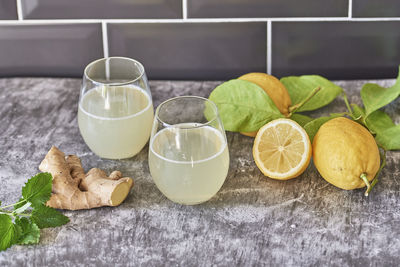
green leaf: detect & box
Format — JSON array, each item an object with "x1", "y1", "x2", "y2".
[
  {"x1": 363, "y1": 110, "x2": 400, "y2": 150},
  {"x1": 290, "y1": 114, "x2": 313, "y2": 127},
  {"x1": 281, "y1": 75, "x2": 343, "y2": 112},
  {"x1": 14, "y1": 198, "x2": 27, "y2": 211},
  {"x1": 350, "y1": 104, "x2": 365, "y2": 120},
  {"x1": 208, "y1": 79, "x2": 283, "y2": 132},
  {"x1": 22, "y1": 173, "x2": 53, "y2": 207},
  {"x1": 365, "y1": 110, "x2": 395, "y2": 134},
  {"x1": 375, "y1": 125, "x2": 400, "y2": 150},
  {"x1": 0, "y1": 214, "x2": 20, "y2": 251},
  {"x1": 15, "y1": 218, "x2": 40, "y2": 245},
  {"x1": 303, "y1": 114, "x2": 343, "y2": 142},
  {"x1": 31, "y1": 205, "x2": 69, "y2": 229},
  {"x1": 361, "y1": 66, "x2": 400, "y2": 117}
]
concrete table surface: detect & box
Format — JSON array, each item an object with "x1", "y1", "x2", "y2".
[{"x1": 0, "y1": 78, "x2": 399, "y2": 266}]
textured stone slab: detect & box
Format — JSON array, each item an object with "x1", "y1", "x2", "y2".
[{"x1": 0, "y1": 78, "x2": 399, "y2": 266}]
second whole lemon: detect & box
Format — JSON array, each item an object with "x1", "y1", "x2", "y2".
[
  {"x1": 313, "y1": 117, "x2": 380, "y2": 191},
  {"x1": 238, "y1": 73, "x2": 292, "y2": 137}
]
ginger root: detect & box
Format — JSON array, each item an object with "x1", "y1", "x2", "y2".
[{"x1": 39, "y1": 146, "x2": 134, "y2": 210}]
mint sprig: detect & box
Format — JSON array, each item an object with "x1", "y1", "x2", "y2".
[{"x1": 0, "y1": 173, "x2": 69, "y2": 251}]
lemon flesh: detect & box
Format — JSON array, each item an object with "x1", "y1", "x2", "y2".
[{"x1": 253, "y1": 119, "x2": 311, "y2": 180}]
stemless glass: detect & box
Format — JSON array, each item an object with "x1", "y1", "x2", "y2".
[
  {"x1": 78, "y1": 57, "x2": 153, "y2": 159},
  {"x1": 148, "y1": 96, "x2": 230, "y2": 205}
]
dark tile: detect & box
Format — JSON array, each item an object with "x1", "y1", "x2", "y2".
[
  {"x1": 0, "y1": 0, "x2": 17, "y2": 20},
  {"x1": 108, "y1": 23, "x2": 266, "y2": 80},
  {"x1": 188, "y1": 0, "x2": 348, "y2": 18},
  {"x1": 353, "y1": 0, "x2": 400, "y2": 17},
  {"x1": 21, "y1": 0, "x2": 182, "y2": 19},
  {"x1": 0, "y1": 24, "x2": 103, "y2": 77},
  {"x1": 272, "y1": 21, "x2": 400, "y2": 79}
]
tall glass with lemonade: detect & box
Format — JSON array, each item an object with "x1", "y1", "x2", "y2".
[
  {"x1": 148, "y1": 96, "x2": 229, "y2": 205},
  {"x1": 78, "y1": 57, "x2": 153, "y2": 159}
]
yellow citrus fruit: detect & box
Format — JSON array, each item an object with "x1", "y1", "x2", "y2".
[
  {"x1": 313, "y1": 117, "x2": 380, "y2": 190},
  {"x1": 238, "y1": 73, "x2": 292, "y2": 137},
  {"x1": 253, "y1": 118, "x2": 312, "y2": 180}
]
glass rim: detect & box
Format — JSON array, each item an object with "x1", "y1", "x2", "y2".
[
  {"x1": 155, "y1": 96, "x2": 220, "y2": 129},
  {"x1": 84, "y1": 56, "x2": 145, "y2": 86}
]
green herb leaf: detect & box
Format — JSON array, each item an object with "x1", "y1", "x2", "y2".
[
  {"x1": 15, "y1": 218, "x2": 40, "y2": 245},
  {"x1": 13, "y1": 198, "x2": 27, "y2": 211},
  {"x1": 303, "y1": 114, "x2": 343, "y2": 142},
  {"x1": 375, "y1": 125, "x2": 400, "y2": 150},
  {"x1": 208, "y1": 79, "x2": 283, "y2": 132},
  {"x1": 31, "y1": 205, "x2": 69, "y2": 229},
  {"x1": 361, "y1": 66, "x2": 400, "y2": 118},
  {"x1": 22, "y1": 173, "x2": 52, "y2": 207},
  {"x1": 290, "y1": 114, "x2": 313, "y2": 127},
  {"x1": 281, "y1": 75, "x2": 343, "y2": 112},
  {"x1": 0, "y1": 214, "x2": 20, "y2": 251}
]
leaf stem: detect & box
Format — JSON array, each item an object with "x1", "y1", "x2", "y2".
[
  {"x1": 0, "y1": 209, "x2": 31, "y2": 217},
  {"x1": 288, "y1": 87, "x2": 321, "y2": 116},
  {"x1": 342, "y1": 92, "x2": 353, "y2": 115},
  {"x1": 0, "y1": 199, "x2": 26, "y2": 209},
  {"x1": 366, "y1": 149, "x2": 387, "y2": 196},
  {"x1": 360, "y1": 173, "x2": 371, "y2": 196}
]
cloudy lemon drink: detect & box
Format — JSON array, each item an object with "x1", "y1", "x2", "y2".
[
  {"x1": 78, "y1": 85, "x2": 153, "y2": 159},
  {"x1": 148, "y1": 97, "x2": 229, "y2": 205},
  {"x1": 149, "y1": 124, "x2": 229, "y2": 204},
  {"x1": 78, "y1": 57, "x2": 153, "y2": 159}
]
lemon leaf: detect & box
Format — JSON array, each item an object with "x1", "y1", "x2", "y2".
[
  {"x1": 290, "y1": 114, "x2": 313, "y2": 127},
  {"x1": 350, "y1": 104, "x2": 365, "y2": 120},
  {"x1": 281, "y1": 75, "x2": 342, "y2": 112},
  {"x1": 375, "y1": 125, "x2": 400, "y2": 150},
  {"x1": 361, "y1": 66, "x2": 400, "y2": 118},
  {"x1": 365, "y1": 110, "x2": 400, "y2": 150},
  {"x1": 303, "y1": 114, "x2": 343, "y2": 142},
  {"x1": 208, "y1": 79, "x2": 283, "y2": 132},
  {"x1": 365, "y1": 110, "x2": 395, "y2": 134}
]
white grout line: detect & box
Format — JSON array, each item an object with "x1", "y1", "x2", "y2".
[
  {"x1": 101, "y1": 21, "x2": 109, "y2": 58},
  {"x1": 16, "y1": 0, "x2": 23, "y2": 20},
  {"x1": 348, "y1": 0, "x2": 353, "y2": 18},
  {"x1": 0, "y1": 17, "x2": 400, "y2": 25},
  {"x1": 182, "y1": 0, "x2": 187, "y2": 20},
  {"x1": 267, "y1": 21, "x2": 271, "y2": 75}
]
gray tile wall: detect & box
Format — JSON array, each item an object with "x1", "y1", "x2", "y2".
[
  {"x1": 187, "y1": 0, "x2": 348, "y2": 18},
  {"x1": 0, "y1": 0, "x2": 17, "y2": 20},
  {"x1": 21, "y1": 0, "x2": 182, "y2": 19},
  {"x1": 0, "y1": 24, "x2": 103, "y2": 77},
  {"x1": 108, "y1": 23, "x2": 266, "y2": 80},
  {"x1": 0, "y1": 0, "x2": 399, "y2": 80}
]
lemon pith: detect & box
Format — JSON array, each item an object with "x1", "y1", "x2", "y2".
[{"x1": 253, "y1": 119, "x2": 311, "y2": 180}]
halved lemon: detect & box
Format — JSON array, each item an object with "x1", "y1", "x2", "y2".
[{"x1": 253, "y1": 118, "x2": 311, "y2": 180}]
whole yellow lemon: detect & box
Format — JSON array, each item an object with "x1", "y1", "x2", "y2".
[
  {"x1": 238, "y1": 73, "x2": 292, "y2": 137},
  {"x1": 313, "y1": 117, "x2": 380, "y2": 190}
]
